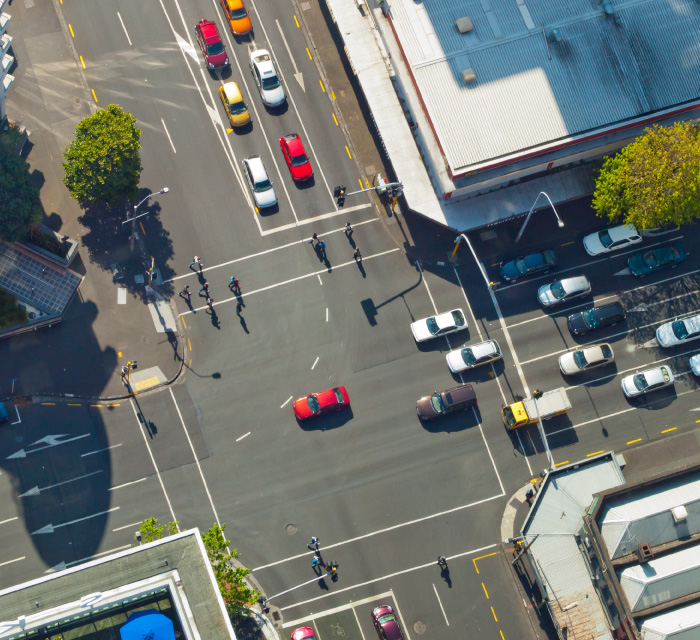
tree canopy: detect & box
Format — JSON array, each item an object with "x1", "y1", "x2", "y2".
[
  {"x1": 0, "y1": 131, "x2": 42, "y2": 241},
  {"x1": 592, "y1": 121, "x2": 700, "y2": 229},
  {"x1": 63, "y1": 104, "x2": 142, "y2": 206}
]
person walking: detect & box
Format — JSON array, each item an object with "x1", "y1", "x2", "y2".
[
  {"x1": 437, "y1": 556, "x2": 448, "y2": 569},
  {"x1": 308, "y1": 536, "x2": 319, "y2": 551},
  {"x1": 198, "y1": 281, "x2": 209, "y2": 295},
  {"x1": 309, "y1": 233, "x2": 318, "y2": 245},
  {"x1": 189, "y1": 256, "x2": 203, "y2": 270},
  {"x1": 318, "y1": 239, "x2": 326, "y2": 258},
  {"x1": 121, "y1": 365, "x2": 129, "y2": 382},
  {"x1": 206, "y1": 297, "x2": 215, "y2": 311},
  {"x1": 345, "y1": 222, "x2": 353, "y2": 237},
  {"x1": 229, "y1": 277, "x2": 240, "y2": 293},
  {"x1": 180, "y1": 285, "x2": 191, "y2": 299},
  {"x1": 311, "y1": 556, "x2": 320, "y2": 569},
  {"x1": 353, "y1": 247, "x2": 362, "y2": 262}
]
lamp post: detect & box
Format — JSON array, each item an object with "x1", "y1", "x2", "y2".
[
  {"x1": 515, "y1": 191, "x2": 564, "y2": 243},
  {"x1": 124, "y1": 187, "x2": 170, "y2": 251},
  {"x1": 451, "y1": 234, "x2": 494, "y2": 290},
  {"x1": 531, "y1": 389, "x2": 555, "y2": 471}
]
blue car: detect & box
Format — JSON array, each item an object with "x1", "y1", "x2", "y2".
[
  {"x1": 628, "y1": 242, "x2": 686, "y2": 277},
  {"x1": 0, "y1": 403, "x2": 7, "y2": 423},
  {"x1": 500, "y1": 250, "x2": 557, "y2": 283}
]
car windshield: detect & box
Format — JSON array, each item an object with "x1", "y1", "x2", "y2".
[
  {"x1": 601, "y1": 344, "x2": 613, "y2": 358},
  {"x1": 377, "y1": 614, "x2": 396, "y2": 625},
  {"x1": 672, "y1": 320, "x2": 689, "y2": 340},
  {"x1": 599, "y1": 230, "x2": 613, "y2": 248},
  {"x1": 582, "y1": 309, "x2": 598, "y2": 328},
  {"x1": 230, "y1": 100, "x2": 247, "y2": 114},
  {"x1": 633, "y1": 374, "x2": 649, "y2": 391},
  {"x1": 426, "y1": 317, "x2": 439, "y2": 335},
  {"x1": 307, "y1": 396, "x2": 320, "y2": 414},
  {"x1": 451, "y1": 310, "x2": 466, "y2": 326},
  {"x1": 333, "y1": 389, "x2": 345, "y2": 403},
  {"x1": 291, "y1": 153, "x2": 308, "y2": 167},
  {"x1": 231, "y1": 7, "x2": 248, "y2": 18},
  {"x1": 254, "y1": 178, "x2": 272, "y2": 192},
  {"x1": 642, "y1": 251, "x2": 658, "y2": 268},
  {"x1": 573, "y1": 350, "x2": 589, "y2": 368},
  {"x1": 502, "y1": 406, "x2": 517, "y2": 429},
  {"x1": 430, "y1": 394, "x2": 446, "y2": 414},
  {"x1": 515, "y1": 258, "x2": 528, "y2": 274},
  {"x1": 461, "y1": 348, "x2": 475, "y2": 366},
  {"x1": 206, "y1": 41, "x2": 225, "y2": 55},
  {"x1": 550, "y1": 281, "x2": 566, "y2": 299},
  {"x1": 261, "y1": 74, "x2": 280, "y2": 90}
]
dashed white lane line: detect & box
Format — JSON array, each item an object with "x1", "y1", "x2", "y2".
[
  {"x1": 0, "y1": 516, "x2": 18, "y2": 526},
  {"x1": 281, "y1": 396, "x2": 293, "y2": 408},
  {"x1": 110, "y1": 477, "x2": 148, "y2": 491},
  {"x1": 113, "y1": 520, "x2": 144, "y2": 532},
  {"x1": 433, "y1": 583, "x2": 450, "y2": 625},
  {"x1": 282, "y1": 591, "x2": 394, "y2": 627},
  {"x1": 116, "y1": 11, "x2": 132, "y2": 45},
  {"x1": 311, "y1": 357, "x2": 319, "y2": 370},
  {"x1": 0, "y1": 556, "x2": 25, "y2": 567},
  {"x1": 236, "y1": 432, "x2": 251, "y2": 442}
]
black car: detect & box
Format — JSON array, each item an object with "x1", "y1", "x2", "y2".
[
  {"x1": 567, "y1": 302, "x2": 626, "y2": 336},
  {"x1": 499, "y1": 250, "x2": 557, "y2": 283}
]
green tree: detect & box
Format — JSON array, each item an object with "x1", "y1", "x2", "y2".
[
  {"x1": 0, "y1": 130, "x2": 42, "y2": 241},
  {"x1": 135, "y1": 516, "x2": 179, "y2": 544},
  {"x1": 63, "y1": 104, "x2": 142, "y2": 206},
  {"x1": 592, "y1": 121, "x2": 700, "y2": 229}
]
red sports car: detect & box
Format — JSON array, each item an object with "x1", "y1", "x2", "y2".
[
  {"x1": 293, "y1": 386, "x2": 349, "y2": 421},
  {"x1": 290, "y1": 628, "x2": 316, "y2": 640},
  {"x1": 371, "y1": 605, "x2": 405, "y2": 640},
  {"x1": 195, "y1": 19, "x2": 229, "y2": 69},
  {"x1": 280, "y1": 133, "x2": 313, "y2": 182}
]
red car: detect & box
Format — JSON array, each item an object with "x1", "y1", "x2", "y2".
[
  {"x1": 290, "y1": 628, "x2": 316, "y2": 640},
  {"x1": 293, "y1": 386, "x2": 349, "y2": 421},
  {"x1": 371, "y1": 605, "x2": 405, "y2": 640},
  {"x1": 280, "y1": 133, "x2": 313, "y2": 182},
  {"x1": 195, "y1": 19, "x2": 229, "y2": 69}
]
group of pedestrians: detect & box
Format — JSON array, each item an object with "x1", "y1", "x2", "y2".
[
  {"x1": 181, "y1": 256, "x2": 244, "y2": 313},
  {"x1": 309, "y1": 222, "x2": 362, "y2": 262}
]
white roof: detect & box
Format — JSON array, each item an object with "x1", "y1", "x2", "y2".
[
  {"x1": 470, "y1": 340, "x2": 498, "y2": 359},
  {"x1": 640, "y1": 600, "x2": 700, "y2": 640},
  {"x1": 435, "y1": 310, "x2": 457, "y2": 330}
]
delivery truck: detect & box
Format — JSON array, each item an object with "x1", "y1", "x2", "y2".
[{"x1": 502, "y1": 388, "x2": 571, "y2": 430}]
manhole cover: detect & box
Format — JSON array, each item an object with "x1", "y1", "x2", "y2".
[
  {"x1": 413, "y1": 621, "x2": 427, "y2": 634},
  {"x1": 286, "y1": 524, "x2": 297, "y2": 535}
]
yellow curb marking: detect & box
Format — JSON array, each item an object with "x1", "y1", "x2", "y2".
[
  {"x1": 561, "y1": 241, "x2": 575, "y2": 246},
  {"x1": 554, "y1": 460, "x2": 569, "y2": 467},
  {"x1": 491, "y1": 607, "x2": 498, "y2": 622},
  {"x1": 586, "y1": 450, "x2": 605, "y2": 457},
  {"x1": 69, "y1": 24, "x2": 75, "y2": 37},
  {"x1": 67, "y1": 403, "x2": 82, "y2": 407},
  {"x1": 319, "y1": 80, "x2": 325, "y2": 92},
  {"x1": 294, "y1": 14, "x2": 300, "y2": 27},
  {"x1": 482, "y1": 582, "x2": 489, "y2": 599},
  {"x1": 627, "y1": 438, "x2": 643, "y2": 445},
  {"x1": 331, "y1": 91, "x2": 336, "y2": 100},
  {"x1": 358, "y1": 178, "x2": 363, "y2": 189},
  {"x1": 472, "y1": 551, "x2": 499, "y2": 574},
  {"x1": 306, "y1": 47, "x2": 312, "y2": 60},
  {"x1": 92, "y1": 89, "x2": 98, "y2": 103},
  {"x1": 41, "y1": 403, "x2": 56, "y2": 406},
  {"x1": 661, "y1": 427, "x2": 677, "y2": 434},
  {"x1": 345, "y1": 145, "x2": 352, "y2": 159},
  {"x1": 332, "y1": 113, "x2": 338, "y2": 126},
  {"x1": 80, "y1": 55, "x2": 86, "y2": 69}
]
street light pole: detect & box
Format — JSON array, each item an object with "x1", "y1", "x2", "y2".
[
  {"x1": 126, "y1": 187, "x2": 170, "y2": 252},
  {"x1": 515, "y1": 191, "x2": 564, "y2": 243},
  {"x1": 532, "y1": 389, "x2": 554, "y2": 471},
  {"x1": 452, "y1": 234, "x2": 494, "y2": 290}
]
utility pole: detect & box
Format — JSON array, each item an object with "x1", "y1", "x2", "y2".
[
  {"x1": 124, "y1": 188, "x2": 170, "y2": 252},
  {"x1": 334, "y1": 174, "x2": 402, "y2": 208}
]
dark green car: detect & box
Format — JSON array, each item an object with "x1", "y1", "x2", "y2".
[{"x1": 628, "y1": 242, "x2": 686, "y2": 277}]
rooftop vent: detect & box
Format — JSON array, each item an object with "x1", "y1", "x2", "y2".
[
  {"x1": 462, "y1": 68, "x2": 476, "y2": 83},
  {"x1": 602, "y1": 0, "x2": 614, "y2": 15},
  {"x1": 546, "y1": 29, "x2": 561, "y2": 43},
  {"x1": 636, "y1": 543, "x2": 653, "y2": 563},
  {"x1": 672, "y1": 505, "x2": 688, "y2": 523},
  {"x1": 456, "y1": 17, "x2": 474, "y2": 33}
]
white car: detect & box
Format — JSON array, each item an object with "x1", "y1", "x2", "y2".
[
  {"x1": 537, "y1": 275, "x2": 591, "y2": 307},
  {"x1": 411, "y1": 309, "x2": 466, "y2": 343},
  {"x1": 583, "y1": 224, "x2": 641, "y2": 256},
  {"x1": 446, "y1": 339, "x2": 502, "y2": 373},
  {"x1": 559, "y1": 343, "x2": 614, "y2": 375},
  {"x1": 242, "y1": 156, "x2": 277, "y2": 209},
  {"x1": 621, "y1": 365, "x2": 675, "y2": 398},
  {"x1": 656, "y1": 314, "x2": 700, "y2": 348},
  {"x1": 690, "y1": 355, "x2": 700, "y2": 376},
  {"x1": 249, "y1": 49, "x2": 286, "y2": 108}
]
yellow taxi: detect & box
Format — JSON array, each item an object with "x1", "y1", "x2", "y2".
[
  {"x1": 219, "y1": 82, "x2": 251, "y2": 127},
  {"x1": 219, "y1": 0, "x2": 253, "y2": 36}
]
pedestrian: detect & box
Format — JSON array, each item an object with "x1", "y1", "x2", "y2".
[
  {"x1": 345, "y1": 222, "x2": 353, "y2": 236},
  {"x1": 353, "y1": 247, "x2": 362, "y2": 262},
  {"x1": 121, "y1": 365, "x2": 128, "y2": 381},
  {"x1": 180, "y1": 285, "x2": 191, "y2": 299},
  {"x1": 525, "y1": 487, "x2": 535, "y2": 503},
  {"x1": 198, "y1": 281, "x2": 209, "y2": 295},
  {"x1": 318, "y1": 239, "x2": 326, "y2": 257},
  {"x1": 189, "y1": 256, "x2": 203, "y2": 270},
  {"x1": 311, "y1": 556, "x2": 320, "y2": 568},
  {"x1": 308, "y1": 536, "x2": 319, "y2": 550},
  {"x1": 206, "y1": 297, "x2": 214, "y2": 311},
  {"x1": 309, "y1": 233, "x2": 318, "y2": 245},
  {"x1": 229, "y1": 277, "x2": 240, "y2": 293},
  {"x1": 437, "y1": 556, "x2": 447, "y2": 568}
]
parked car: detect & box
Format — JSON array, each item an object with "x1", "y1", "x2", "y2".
[
  {"x1": 293, "y1": 386, "x2": 350, "y2": 421},
  {"x1": 621, "y1": 366, "x2": 675, "y2": 398},
  {"x1": 416, "y1": 384, "x2": 476, "y2": 421},
  {"x1": 410, "y1": 309, "x2": 466, "y2": 343},
  {"x1": 583, "y1": 224, "x2": 641, "y2": 256},
  {"x1": 559, "y1": 343, "x2": 614, "y2": 375},
  {"x1": 656, "y1": 313, "x2": 700, "y2": 348},
  {"x1": 280, "y1": 133, "x2": 313, "y2": 182},
  {"x1": 567, "y1": 302, "x2": 626, "y2": 336},
  {"x1": 371, "y1": 605, "x2": 405, "y2": 640},
  {"x1": 195, "y1": 19, "x2": 229, "y2": 69},
  {"x1": 499, "y1": 250, "x2": 557, "y2": 283},
  {"x1": 242, "y1": 156, "x2": 277, "y2": 209},
  {"x1": 219, "y1": 0, "x2": 252, "y2": 35},
  {"x1": 219, "y1": 82, "x2": 250, "y2": 128},
  {"x1": 250, "y1": 49, "x2": 286, "y2": 107},
  {"x1": 627, "y1": 242, "x2": 686, "y2": 277},
  {"x1": 690, "y1": 354, "x2": 700, "y2": 376},
  {"x1": 446, "y1": 339, "x2": 502, "y2": 373},
  {"x1": 291, "y1": 628, "x2": 316, "y2": 640},
  {"x1": 537, "y1": 276, "x2": 591, "y2": 308}
]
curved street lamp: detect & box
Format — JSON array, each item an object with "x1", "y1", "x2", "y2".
[
  {"x1": 123, "y1": 187, "x2": 170, "y2": 251},
  {"x1": 515, "y1": 191, "x2": 564, "y2": 243}
]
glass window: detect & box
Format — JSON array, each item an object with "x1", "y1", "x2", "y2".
[
  {"x1": 291, "y1": 153, "x2": 308, "y2": 167},
  {"x1": 261, "y1": 74, "x2": 280, "y2": 90},
  {"x1": 231, "y1": 8, "x2": 248, "y2": 18},
  {"x1": 430, "y1": 394, "x2": 446, "y2": 414},
  {"x1": 426, "y1": 317, "x2": 439, "y2": 335},
  {"x1": 307, "y1": 395, "x2": 320, "y2": 414},
  {"x1": 573, "y1": 350, "x2": 588, "y2": 369},
  {"x1": 599, "y1": 230, "x2": 613, "y2": 248},
  {"x1": 550, "y1": 281, "x2": 565, "y2": 299},
  {"x1": 461, "y1": 348, "x2": 475, "y2": 366},
  {"x1": 333, "y1": 388, "x2": 345, "y2": 403},
  {"x1": 672, "y1": 320, "x2": 689, "y2": 340},
  {"x1": 206, "y1": 41, "x2": 225, "y2": 55}
]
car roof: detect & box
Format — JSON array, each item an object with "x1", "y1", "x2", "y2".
[
  {"x1": 442, "y1": 384, "x2": 475, "y2": 405},
  {"x1": 245, "y1": 156, "x2": 268, "y2": 181},
  {"x1": 469, "y1": 340, "x2": 498, "y2": 359},
  {"x1": 283, "y1": 133, "x2": 303, "y2": 151},
  {"x1": 644, "y1": 367, "x2": 670, "y2": 384},
  {"x1": 199, "y1": 20, "x2": 219, "y2": 39},
  {"x1": 316, "y1": 388, "x2": 339, "y2": 405},
  {"x1": 223, "y1": 82, "x2": 243, "y2": 102},
  {"x1": 251, "y1": 49, "x2": 275, "y2": 72},
  {"x1": 561, "y1": 275, "x2": 590, "y2": 291},
  {"x1": 581, "y1": 344, "x2": 608, "y2": 361},
  {"x1": 607, "y1": 223, "x2": 639, "y2": 241},
  {"x1": 434, "y1": 311, "x2": 458, "y2": 329},
  {"x1": 591, "y1": 302, "x2": 624, "y2": 317},
  {"x1": 682, "y1": 315, "x2": 700, "y2": 332}
]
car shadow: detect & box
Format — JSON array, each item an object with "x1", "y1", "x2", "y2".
[
  {"x1": 297, "y1": 408, "x2": 354, "y2": 431},
  {"x1": 295, "y1": 176, "x2": 316, "y2": 190},
  {"x1": 265, "y1": 101, "x2": 289, "y2": 115},
  {"x1": 232, "y1": 122, "x2": 254, "y2": 135},
  {"x1": 452, "y1": 359, "x2": 505, "y2": 383},
  {"x1": 561, "y1": 364, "x2": 618, "y2": 386},
  {"x1": 419, "y1": 405, "x2": 482, "y2": 433},
  {"x1": 258, "y1": 203, "x2": 279, "y2": 216},
  {"x1": 623, "y1": 387, "x2": 677, "y2": 410}
]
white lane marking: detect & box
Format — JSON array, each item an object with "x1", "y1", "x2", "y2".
[
  {"x1": 506, "y1": 267, "x2": 700, "y2": 330},
  {"x1": 311, "y1": 357, "x2": 319, "y2": 370},
  {"x1": 112, "y1": 520, "x2": 144, "y2": 532},
  {"x1": 236, "y1": 432, "x2": 251, "y2": 442},
  {"x1": 326, "y1": 307, "x2": 329, "y2": 322},
  {"x1": 82, "y1": 443, "x2": 122, "y2": 457},
  {"x1": 169, "y1": 387, "x2": 225, "y2": 532},
  {"x1": 0, "y1": 556, "x2": 25, "y2": 567},
  {"x1": 433, "y1": 584, "x2": 450, "y2": 625},
  {"x1": 183, "y1": 248, "x2": 400, "y2": 314},
  {"x1": 11, "y1": 405, "x2": 21, "y2": 425},
  {"x1": 129, "y1": 398, "x2": 178, "y2": 526},
  {"x1": 277, "y1": 543, "x2": 499, "y2": 611},
  {"x1": 32, "y1": 507, "x2": 120, "y2": 534},
  {"x1": 317, "y1": 274, "x2": 323, "y2": 285},
  {"x1": 473, "y1": 407, "x2": 505, "y2": 495},
  {"x1": 416, "y1": 261, "x2": 438, "y2": 313},
  {"x1": 20, "y1": 470, "x2": 103, "y2": 497},
  {"x1": 161, "y1": 118, "x2": 177, "y2": 153},
  {"x1": 117, "y1": 11, "x2": 132, "y2": 46},
  {"x1": 496, "y1": 235, "x2": 684, "y2": 291},
  {"x1": 352, "y1": 607, "x2": 368, "y2": 640},
  {"x1": 254, "y1": 494, "x2": 503, "y2": 571},
  {"x1": 282, "y1": 591, "x2": 395, "y2": 628},
  {"x1": 165, "y1": 217, "x2": 378, "y2": 283},
  {"x1": 175, "y1": 30, "x2": 198, "y2": 62},
  {"x1": 276, "y1": 19, "x2": 304, "y2": 91},
  {"x1": 281, "y1": 396, "x2": 293, "y2": 408},
  {"x1": 261, "y1": 203, "x2": 372, "y2": 236},
  {"x1": 0, "y1": 516, "x2": 18, "y2": 526},
  {"x1": 109, "y1": 477, "x2": 148, "y2": 491}
]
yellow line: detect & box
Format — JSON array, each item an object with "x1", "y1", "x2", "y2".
[
  {"x1": 69, "y1": 24, "x2": 75, "y2": 37},
  {"x1": 188, "y1": 338, "x2": 192, "y2": 351},
  {"x1": 554, "y1": 460, "x2": 569, "y2": 467},
  {"x1": 67, "y1": 404, "x2": 82, "y2": 407},
  {"x1": 92, "y1": 89, "x2": 98, "y2": 103},
  {"x1": 139, "y1": 221, "x2": 146, "y2": 235},
  {"x1": 79, "y1": 55, "x2": 86, "y2": 69},
  {"x1": 319, "y1": 80, "x2": 325, "y2": 93},
  {"x1": 294, "y1": 14, "x2": 300, "y2": 27},
  {"x1": 306, "y1": 47, "x2": 312, "y2": 60},
  {"x1": 482, "y1": 582, "x2": 489, "y2": 599},
  {"x1": 474, "y1": 552, "x2": 499, "y2": 562},
  {"x1": 41, "y1": 402, "x2": 56, "y2": 406},
  {"x1": 365, "y1": 178, "x2": 371, "y2": 188},
  {"x1": 182, "y1": 318, "x2": 187, "y2": 330},
  {"x1": 560, "y1": 241, "x2": 575, "y2": 246},
  {"x1": 332, "y1": 113, "x2": 338, "y2": 126},
  {"x1": 491, "y1": 262, "x2": 499, "y2": 267},
  {"x1": 105, "y1": 404, "x2": 120, "y2": 407},
  {"x1": 627, "y1": 438, "x2": 643, "y2": 445},
  {"x1": 586, "y1": 450, "x2": 605, "y2": 457},
  {"x1": 331, "y1": 91, "x2": 336, "y2": 100},
  {"x1": 358, "y1": 178, "x2": 363, "y2": 189},
  {"x1": 345, "y1": 145, "x2": 352, "y2": 159},
  {"x1": 491, "y1": 607, "x2": 498, "y2": 622},
  {"x1": 661, "y1": 427, "x2": 677, "y2": 434},
  {"x1": 500, "y1": 631, "x2": 506, "y2": 640}
]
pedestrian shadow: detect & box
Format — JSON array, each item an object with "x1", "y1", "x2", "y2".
[
  {"x1": 355, "y1": 259, "x2": 366, "y2": 278},
  {"x1": 347, "y1": 234, "x2": 356, "y2": 248},
  {"x1": 440, "y1": 567, "x2": 452, "y2": 587},
  {"x1": 181, "y1": 295, "x2": 196, "y2": 313},
  {"x1": 238, "y1": 312, "x2": 250, "y2": 333},
  {"x1": 208, "y1": 309, "x2": 221, "y2": 329}
]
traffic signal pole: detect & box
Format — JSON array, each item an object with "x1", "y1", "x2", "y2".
[{"x1": 334, "y1": 173, "x2": 403, "y2": 207}]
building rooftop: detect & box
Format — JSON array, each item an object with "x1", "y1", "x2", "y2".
[{"x1": 639, "y1": 599, "x2": 700, "y2": 640}]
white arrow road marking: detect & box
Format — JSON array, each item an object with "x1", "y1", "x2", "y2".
[
  {"x1": 641, "y1": 338, "x2": 659, "y2": 348},
  {"x1": 615, "y1": 267, "x2": 631, "y2": 276},
  {"x1": 176, "y1": 31, "x2": 199, "y2": 63},
  {"x1": 275, "y1": 19, "x2": 305, "y2": 91},
  {"x1": 20, "y1": 470, "x2": 103, "y2": 498},
  {"x1": 7, "y1": 434, "x2": 91, "y2": 459},
  {"x1": 206, "y1": 102, "x2": 223, "y2": 128},
  {"x1": 629, "y1": 303, "x2": 649, "y2": 312},
  {"x1": 32, "y1": 507, "x2": 120, "y2": 535}
]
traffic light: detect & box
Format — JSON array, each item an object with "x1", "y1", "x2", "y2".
[
  {"x1": 375, "y1": 173, "x2": 387, "y2": 195},
  {"x1": 334, "y1": 185, "x2": 346, "y2": 207}
]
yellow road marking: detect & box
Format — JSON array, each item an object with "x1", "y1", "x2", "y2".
[
  {"x1": 139, "y1": 221, "x2": 146, "y2": 235},
  {"x1": 586, "y1": 450, "x2": 605, "y2": 457},
  {"x1": 331, "y1": 91, "x2": 336, "y2": 100},
  {"x1": 473, "y1": 551, "x2": 499, "y2": 574},
  {"x1": 365, "y1": 178, "x2": 371, "y2": 188},
  {"x1": 294, "y1": 15, "x2": 300, "y2": 27},
  {"x1": 627, "y1": 438, "x2": 642, "y2": 445},
  {"x1": 332, "y1": 113, "x2": 338, "y2": 126},
  {"x1": 482, "y1": 582, "x2": 489, "y2": 599},
  {"x1": 661, "y1": 427, "x2": 677, "y2": 434},
  {"x1": 358, "y1": 178, "x2": 363, "y2": 189},
  {"x1": 491, "y1": 607, "x2": 498, "y2": 622},
  {"x1": 90, "y1": 404, "x2": 121, "y2": 408},
  {"x1": 182, "y1": 318, "x2": 187, "y2": 330},
  {"x1": 41, "y1": 403, "x2": 56, "y2": 406},
  {"x1": 118, "y1": 351, "x2": 123, "y2": 357},
  {"x1": 345, "y1": 145, "x2": 352, "y2": 159},
  {"x1": 79, "y1": 55, "x2": 86, "y2": 69},
  {"x1": 69, "y1": 24, "x2": 75, "y2": 37},
  {"x1": 92, "y1": 89, "x2": 98, "y2": 103},
  {"x1": 132, "y1": 376, "x2": 160, "y2": 392},
  {"x1": 560, "y1": 241, "x2": 575, "y2": 246},
  {"x1": 491, "y1": 262, "x2": 499, "y2": 267},
  {"x1": 227, "y1": 128, "x2": 233, "y2": 134},
  {"x1": 306, "y1": 47, "x2": 312, "y2": 60},
  {"x1": 67, "y1": 403, "x2": 82, "y2": 407},
  {"x1": 554, "y1": 460, "x2": 569, "y2": 467},
  {"x1": 500, "y1": 631, "x2": 506, "y2": 640},
  {"x1": 188, "y1": 338, "x2": 192, "y2": 351},
  {"x1": 319, "y1": 80, "x2": 325, "y2": 93}
]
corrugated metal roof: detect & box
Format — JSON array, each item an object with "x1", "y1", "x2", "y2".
[
  {"x1": 388, "y1": 0, "x2": 700, "y2": 173},
  {"x1": 640, "y1": 600, "x2": 700, "y2": 640},
  {"x1": 599, "y1": 472, "x2": 700, "y2": 559},
  {"x1": 619, "y1": 545, "x2": 700, "y2": 612}
]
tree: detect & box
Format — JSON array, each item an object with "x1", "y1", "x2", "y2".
[
  {"x1": 63, "y1": 104, "x2": 142, "y2": 206},
  {"x1": 592, "y1": 121, "x2": 700, "y2": 229},
  {"x1": 136, "y1": 516, "x2": 179, "y2": 544},
  {"x1": 0, "y1": 130, "x2": 42, "y2": 241}
]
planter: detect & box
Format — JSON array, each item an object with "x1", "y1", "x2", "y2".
[{"x1": 16, "y1": 223, "x2": 79, "y2": 268}]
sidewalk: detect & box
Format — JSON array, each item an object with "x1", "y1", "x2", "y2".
[{"x1": 0, "y1": 0, "x2": 181, "y2": 400}]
